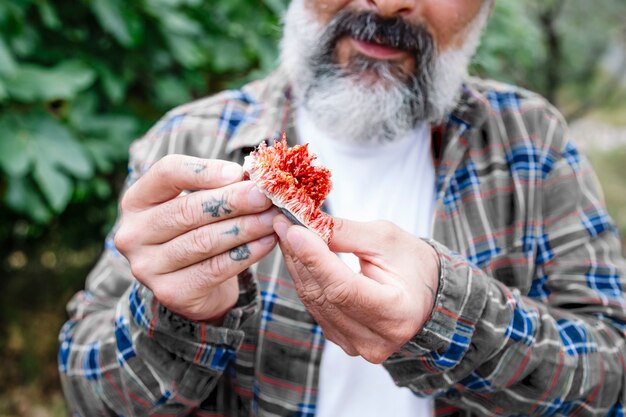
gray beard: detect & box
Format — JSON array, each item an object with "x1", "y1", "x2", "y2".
[{"x1": 280, "y1": 0, "x2": 489, "y2": 145}]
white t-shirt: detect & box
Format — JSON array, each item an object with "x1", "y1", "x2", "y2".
[{"x1": 295, "y1": 109, "x2": 436, "y2": 417}]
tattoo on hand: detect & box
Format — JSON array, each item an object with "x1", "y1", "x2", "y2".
[
  {"x1": 202, "y1": 196, "x2": 232, "y2": 218},
  {"x1": 185, "y1": 162, "x2": 207, "y2": 173},
  {"x1": 229, "y1": 244, "x2": 251, "y2": 261},
  {"x1": 224, "y1": 225, "x2": 240, "y2": 236}
]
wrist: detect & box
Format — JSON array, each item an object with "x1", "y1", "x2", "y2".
[{"x1": 417, "y1": 238, "x2": 442, "y2": 328}]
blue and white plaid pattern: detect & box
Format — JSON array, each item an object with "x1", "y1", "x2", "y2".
[{"x1": 59, "y1": 72, "x2": 626, "y2": 417}]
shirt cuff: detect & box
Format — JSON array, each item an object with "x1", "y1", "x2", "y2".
[
  {"x1": 126, "y1": 270, "x2": 259, "y2": 373},
  {"x1": 396, "y1": 239, "x2": 489, "y2": 364}
]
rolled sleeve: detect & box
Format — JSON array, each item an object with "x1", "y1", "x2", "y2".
[{"x1": 126, "y1": 271, "x2": 259, "y2": 373}]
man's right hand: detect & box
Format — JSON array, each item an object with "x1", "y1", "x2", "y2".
[{"x1": 114, "y1": 154, "x2": 278, "y2": 323}]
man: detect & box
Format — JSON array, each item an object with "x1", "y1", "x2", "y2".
[{"x1": 59, "y1": 0, "x2": 626, "y2": 416}]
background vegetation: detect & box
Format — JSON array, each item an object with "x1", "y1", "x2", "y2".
[{"x1": 0, "y1": 0, "x2": 625, "y2": 415}]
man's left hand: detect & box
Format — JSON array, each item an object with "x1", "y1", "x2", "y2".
[{"x1": 273, "y1": 215, "x2": 440, "y2": 364}]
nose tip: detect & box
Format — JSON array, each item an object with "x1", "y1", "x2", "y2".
[{"x1": 366, "y1": 0, "x2": 415, "y2": 17}]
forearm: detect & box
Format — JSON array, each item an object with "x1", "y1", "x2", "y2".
[
  {"x1": 60, "y1": 272, "x2": 259, "y2": 417},
  {"x1": 384, "y1": 241, "x2": 626, "y2": 416}
]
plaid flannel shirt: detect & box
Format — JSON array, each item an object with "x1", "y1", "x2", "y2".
[{"x1": 59, "y1": 68, "x2": 626, "y2": 416}]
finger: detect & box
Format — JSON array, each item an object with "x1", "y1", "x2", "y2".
[
  {"x1": 150, "y1": 209, "x2": 278, "y2": 273},
  {"x1": 274, "y1": 216, "x2": 394, "y2": 311},
  {"x1": 290, "y1": 280, "x2": 398, "y2": 363},
  {"x1": 140, "y1": 181, "x2": 272, "y2": 244},
  {"x1": 157, "y1": 233, "x2": 277, "y2": 296},
  {"x1": 274, "y1": 215, "x2": 360, "y2": 298},
  {"x1": 123, "y1": 155, "x2": 244, "y2": 210},
  {"x1": 276, "y1": 223, "x2": 411, "y2": 359},
  {"x1": 327, "y1": 217, "x2": 393, "y2": 255},
  {"x1": 328, "y1": 218, "x2": 418, "y2": 285}
]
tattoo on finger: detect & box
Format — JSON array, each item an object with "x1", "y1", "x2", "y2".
[
  {"x1": 229, "y1": 244, "x2": 251, "y2": 261},
  {"x1": 202, "y1": 196, "x2": 232, "y2": 218},
  {"x1": 223, "y1": 225, "x2": 241, "y2": 236},
  {"x1": 185, "y1": 162, "x2": 207, "y2": 173}
]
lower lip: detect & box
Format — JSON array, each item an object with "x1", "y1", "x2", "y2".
[{"x1": 350, "y1": 38, "x2": 406, "y2": 60}]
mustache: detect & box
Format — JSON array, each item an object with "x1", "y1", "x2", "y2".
[{"x1": 322, "y1": 10, "x2": 435, "y2": 57}]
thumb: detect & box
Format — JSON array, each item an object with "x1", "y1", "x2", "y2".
[
  {"x1": 329, "y1": 217, "x2": 388, "y2": 255},
  {"x1": 273, "y1": 215, "x2": 330, "y2": 259},
  {"x1": 272, "y1": 215, "x2": 359, "y2": 290}
]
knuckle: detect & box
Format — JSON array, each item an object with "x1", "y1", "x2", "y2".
[
  {"x1": 129, "y1": 257, "x2": 153, "y2": 282},
  {"x1": 151, "y1": 156, "x2": 172, "y2": 180},
  {"x1": 176, "y1": 196, "x2": 198, "y2": 229},
  {"x1": 324, "y1": 280, "x2": 352, "y2": 306},
  {"x1": 158, "y1": 154, "x2": 178, "y2": 171},
  {"x1": 169, "y1": 239, "x2": 194, "y2": 267},
  {"x1": 337, "y1": 342, "x2": 359, "y2": 357},
  {"x1": 120, "y1": 192, "x2": 133, "y2": 213},
  {"x1": 371, "y1": 220, "x2": 398, "y2": 244},
  {"x1": 297, "y1": 283, "x2": 326, "y2": 308},
  {"x1": 114, "y1": 227, "x2": 135, "y2": 254},
  {"x1": 249, "y1": 212, "x2": 270, "y2": 231},
  {"x1": 190, "y1": 227, "x2": 217, "y2": 255},
  {"x1": 151, "y1": 281, "x2": 177, "y2": 307},
  {"x1": 221, "y1": 188, "x2": 236, "y2": 213},
  {"x1": 359, "y1": 346, "x2": 389, "y2": 364},
  {"x1": 344, "y1": 346, "x2": 359, "y2": 357},
  {"x1": 205, "y1": 253, "x2": 231, "y2": 280}
]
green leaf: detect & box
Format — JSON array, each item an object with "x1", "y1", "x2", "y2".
[
  {"x1": 157, "y1": 10, "x2": 202, "y2": 36},
  {"x1": 83, "y1": 141, "x2": 114, "y2": 172},
  {"x1": 91, "y1": 0, "x2": 133, "y2": 47},
  {"x1": 6, "y1": 60, "x2": 96, "y2": 102},
  {"x1": 31, "y1": 115, "x2": 93, "y2": 179},
  {"x1": 211, "y1": 39, "x2": 248, "y2": 73},
  {"x1": 0, "y1": 35, "x2": 17, "y2": 76},
  {"x1": 92, "y1": 176, "x2": 112, "y2": 199},
  {"x1": 0, "y1": 120, "x2": 33, "y2": 176},
  {"x1": 154, "y1": 76, "x2": 192, "y2": 107},
  {"x1": 5, "y1": 176, "x2": 53, "y2": 223},
  {"x1": 78, "y1": 114, "x2": 138, "y2": 143},
  {"x1": 0, "y1": 78, "x2": 8, "y2": 102},
  {"x1": 33, "y1": 156, "x2": 72, "y2": 212},
  {"x1": 10, "y1": 25, "x2": 39, "y2": 57},
  {"x1": 164, "y1": 33, "x2": 207, "y2": 67},
  {"x1": 0, "y1": 111, "x2": 93, "y2": 179},
  {"x1": 98, "y1": 65, "x2": 127, "y2": 104},
  {"x1": 37, "y1": 0, "x2": 61, "y2": 29},
  {"x1": 67, "y1": 92, "x2": 98, "y2": 127}
]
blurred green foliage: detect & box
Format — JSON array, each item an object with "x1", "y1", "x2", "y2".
[
  {"x1": 0, "y1": 0, "x2": 287, "y2": 226},
  {"x1": 0, "y1": 0, "x2": 289, "y2": 413},
  {"x1": 472, "y1": 0, "x2": 626, "y2": 109},
  {"x1": 0, "y1": 0, "x2": 624, "y2": 227},
  {"x1": 0, "y1": 0, "x2": 624, "y2": 415}
]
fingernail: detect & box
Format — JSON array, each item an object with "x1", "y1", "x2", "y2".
[
  {"x1": 260, "y1": 234, "x2": 276, "y2": 245},
  {"x1": 259, "y1": 210, "x2": 277, "y2": 226},
  {"x1": 222, "y1": 164, "x2": 243, "y2": 181},
  {"x1": 274, "y1": 218, "x2": 289, "y2": 241},
  {"x1": 248, "y1": 186, "x2": 269, "y2": 209}
]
